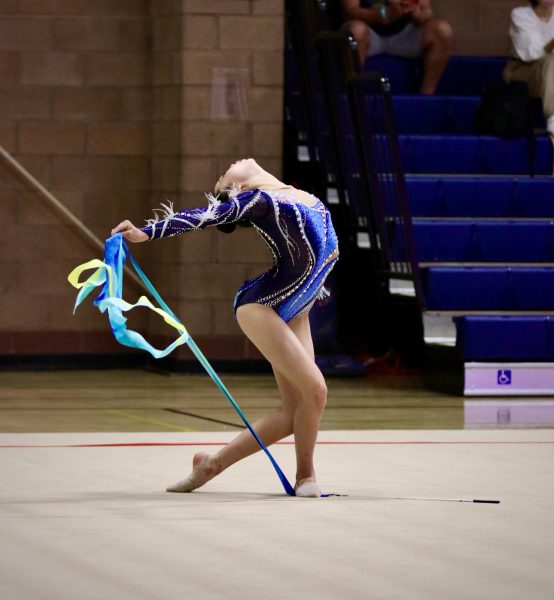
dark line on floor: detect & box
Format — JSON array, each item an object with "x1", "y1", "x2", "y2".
[{"x1": 164, "y1": 408, "x2": 245, "y2": 430}]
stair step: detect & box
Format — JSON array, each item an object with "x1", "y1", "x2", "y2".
[
  {"x1": 407, "y1": 220, "x2": 554, "y2": 263},
  {"x1": 399, "y1": 135, "x2": 552, "y2": 175},
  {"x1": 406, "y1": 176, "x2": 554, "y2": 218},
  {"x1": 364, "y1": 55, "x2": 506, "y2": 96},
  {"x1": 423, "y1": 266, "x2": 554, "y2": 311},
  {"x1": 456, "y1": 315, "x2": 554, "y2": 361},
  {"x1": 393, "y1": 95, "x2": 545, "y2": 135}
]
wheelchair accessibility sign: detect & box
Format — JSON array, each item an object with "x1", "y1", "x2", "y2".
[{"x1": 497, "y1": 370, "x2": 512, "y2": 386}]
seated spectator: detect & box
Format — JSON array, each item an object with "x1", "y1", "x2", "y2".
[
  {"x1": 504, "y1": 0, "x2": 554, "y2": 142},
  {"x1": 341, "y1": 0, "x2": 453, "y2": 94}
]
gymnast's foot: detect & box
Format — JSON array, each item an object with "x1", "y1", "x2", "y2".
[
  {"x1": 166, "y1": 452, "x2": 221, "y2": 493},
  {"x1": 294, "y1": 477, "x2": 321, "y2": 498}
]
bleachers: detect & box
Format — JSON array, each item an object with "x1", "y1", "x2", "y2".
[
  {"x1": 372, "y1": 54, "x2": 554, "y2": 394},
  {"x1": 352, "y1": 51, "x2": 554, "y2": 392},
  {"x1": 285, "y1": 1, "x2": 554, "y2": 394}
]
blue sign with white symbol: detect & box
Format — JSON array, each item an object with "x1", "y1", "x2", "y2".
[{"x1": 497, "y1": 370, "x2": 512, "y2": 385}]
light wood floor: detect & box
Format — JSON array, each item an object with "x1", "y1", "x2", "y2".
[
  {"x1": 1, "y1": 370, "x2": 553, "y2": 600},
  {"x1": 1, "y1": 429, "x2": 553, "y2": 600},
  {"x1": 0, "y1": 369, "x2": 466, "y2": 433}
]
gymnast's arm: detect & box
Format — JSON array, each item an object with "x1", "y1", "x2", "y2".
[{"x1": 111, "y1": 189, "x2": 266, "y2": 243}]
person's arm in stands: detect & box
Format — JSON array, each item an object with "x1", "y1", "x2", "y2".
[
  {"x1": 341, "y1": 0, "x2": 410, "y2": 25},
  {"x1": 545, "y1": 38, "x2": 554, "y2": 54},
  {"x1": 510, "y1": 8, "x2": 550, "y2": 62}
]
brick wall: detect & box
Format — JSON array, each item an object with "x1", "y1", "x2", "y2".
[
  {"x1": 0, "y1": 0, "x2": 152, "y2": 356},
  {"x1": 0, "y1": 0, "x2": 284, "y2": 361},
  {"x1": 433, "y1": 0, "x2": 525, "y2": 55},
  {"x1": 149, "y1": 0, "x2": 284, "y2": 361}
]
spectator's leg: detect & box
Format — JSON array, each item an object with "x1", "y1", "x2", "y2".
[
  {"x1": 420, "y1": 19, "x2": 453, "y2": 94},
  {"x1": 343, "y1": 19, "x2": 373, "y2": 68}
]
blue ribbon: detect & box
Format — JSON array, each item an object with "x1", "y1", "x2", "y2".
[{"x1": 69, "y1": 234, "x2": 295, "y2": 496}]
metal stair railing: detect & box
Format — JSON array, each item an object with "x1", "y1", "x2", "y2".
[{"x1": 347, "y1": 72, "x2": 425, "y2": 307}]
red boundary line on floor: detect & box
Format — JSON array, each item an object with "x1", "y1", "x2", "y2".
[{"x1": 1, "y1": 441, "x2": 553, "y2": 448}]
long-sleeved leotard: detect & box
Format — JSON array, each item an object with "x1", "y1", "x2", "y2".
[{"x1": 140, "y1": 187, "x2": 339, "y2": 322}]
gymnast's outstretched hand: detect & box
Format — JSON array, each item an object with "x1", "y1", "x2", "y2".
[{"x1": 111, "y1": 220, "x2": 149, "y2": 243}]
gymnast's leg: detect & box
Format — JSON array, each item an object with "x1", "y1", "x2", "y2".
[{"x1": 166, "y1": 304, "x2": 326, "y2": 496}]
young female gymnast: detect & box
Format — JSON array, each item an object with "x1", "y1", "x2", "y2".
[{"x1": 111, "y1": 158, "x2": 339, "y2": 497}]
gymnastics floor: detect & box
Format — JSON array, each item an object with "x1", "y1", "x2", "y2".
[{"x1": 0, "y1": 371, "x2": 553, "y2": 599}]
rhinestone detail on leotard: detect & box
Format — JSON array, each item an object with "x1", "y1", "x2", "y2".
[{"x1": 140, "y1": 187, "x2": 339, "y2": 322}]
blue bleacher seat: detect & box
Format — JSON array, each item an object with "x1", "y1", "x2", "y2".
[
  {"x1": 456, "y1": 316, "x2": 551, "y2": 360},
  {"x1": 408, "y1": 220, "x2": 554, "y2": 263},
  {"x1": 411, "y1": 221, "x2": 475, "y2": 262},
  {"x1": 405, "y1": 178, "x2": 449, "y2": 216},
  {"x1": 406, "y1": 177, "x2": 554, "y2": 218},
  {"x1": 547, "y1": 318, "x2": 554, "y2": 358},
  {"x1": 515, "y1": 179, "x2": 554, "y2": 217},
  {"x1": 400, "y1": 136, "x2": 552, "y2": 175},
  {"x1": 393, "y1": 95, "x2": 545, "y2": 136},
  {"x1": 365, "y1": 55, "x2": 506, "y2": 96},
  {"x1": 393, "y1": 96, "x2": 479, "y2": 135},
  {"x1": 423, "y1": 266, "x2": 554, "y2": 310},
  {"x1": 393, "y1": 96, "x2": 449, "y2": 135},
  {"x1": 364, "y1": 55, "x2": 422, "y2": 94},
  {"x1": 424, "y1": 267, "x2": 511, "y2": 310},
  {"x1": 400, "y1": 135, "x2": 481, "y2": 174},
  {"x1": 476, "y1": 222, "x2": 554, "y2": 262},
  {"x1": 446, "y1": 97, "x2": 484, "y2": 134},
  {"x1": 439, "y1": 178, "x2": 516, "y2": 217},
  {"x1": 512, "y1": 268, "x2": 554, "y2": 310},
  {"x1": 436, "y1": 56, "x2": 507, "y2": 96}
]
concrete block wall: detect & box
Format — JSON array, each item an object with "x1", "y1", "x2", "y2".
[
  {"x1": 149, "y1": 0, "x2": 283, "y2": 361},
  {"x1": 0, "y1": 0, "x2": 283, "y2": 361},
  {"x1": 0, "y1": 0, "x2": 152, "y2": 357},
  {"x1": 433, "y1": 0, "x2": 525, "y2": 55}
]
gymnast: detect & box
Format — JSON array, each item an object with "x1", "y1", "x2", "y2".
[{"x1": 111, "y1": 158, "x2": 339, "y2": 497}]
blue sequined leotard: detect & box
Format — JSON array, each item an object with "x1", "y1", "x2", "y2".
[{"x1": 140, "y1": 188, "x2": 339, "y2": 322}]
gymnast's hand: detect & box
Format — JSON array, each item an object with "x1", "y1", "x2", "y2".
[{"x1": 111, "y1": 220, "x2": 149, "y2": 243}]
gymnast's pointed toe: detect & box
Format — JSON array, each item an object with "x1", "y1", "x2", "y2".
[{"x1": 166, "y1": 477, "x2": 195, "y2": 493}]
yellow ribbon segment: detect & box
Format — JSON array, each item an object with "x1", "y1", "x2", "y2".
[
  {"x1": 68, "y1": 259, "x2": 116, "y2": 296},
  {"x1": 68, "y1": 257, "x2": 188, "y2": 348}
]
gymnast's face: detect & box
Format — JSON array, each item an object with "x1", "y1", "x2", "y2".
[{"x1": 214, "y1": 158, "x2": 258, "y2": 195}]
